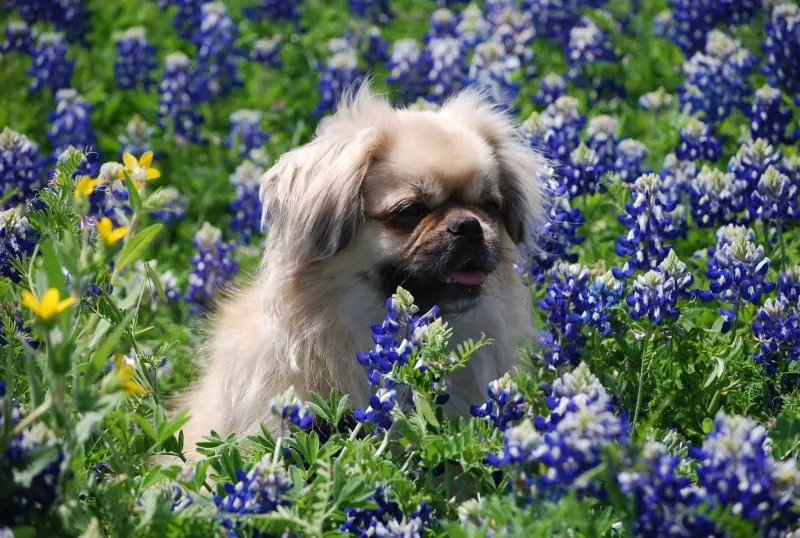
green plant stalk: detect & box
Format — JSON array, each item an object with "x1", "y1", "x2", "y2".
[{"x1": 632, "y1": 325, "x2": 653, "y2": 437}]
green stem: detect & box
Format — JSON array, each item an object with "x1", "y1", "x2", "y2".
[
  {"x1": 11, "y1": 396, "x2": 52, "y2": 436},
  {"x1": 582, "y1": 196, "x2": 598, "y2": 262},
  {"x1": 776, "y1": 221, "x2": 787, "y2": 275},
  {"x1": 272, "y1": 435, "x2": 283, "y2": 467},
  {"x1": 632, "y1": 326, "x2": 653, "y2": 437},
  {"x1": 374, "y1": 431, "x2": 390, "y2": 458}
]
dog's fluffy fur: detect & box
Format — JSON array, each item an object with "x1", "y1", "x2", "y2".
[{"x1": 174, "y1": 83, "x2": 549, "y2": 459}]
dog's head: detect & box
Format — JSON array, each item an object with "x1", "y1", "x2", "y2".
[{"x1": 260, "y1": 82, "x2": 548, "y2": 314}]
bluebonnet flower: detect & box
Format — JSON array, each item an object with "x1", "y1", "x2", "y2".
[
  {"x1": 426, "y1": 37, "x2": 466, "y2": 103},
  {"x1": 581, "y1": 271, "x2": 624, "y2": 336},
  {"x1": 585, "y1": 114, "x2": 618, "y2": 169},
  {"x1": 565, "y1": 19, "x2": 616, "y2": 83},
  {"x1": 87, "y1": 162, "x2": 132, "y2": 226},
  {"x1": 689, "y1": 165, "x2": 747, "y2": 228},
  {"x1": 455, "y1": 3, "x2": 491, "y2": 49},
  {"x1": 0, "y1": 307, "x2": 37, "y2": 348},
  {"x1": 362, "y1": 27, "x2": 389, "y2": 65},
  {"x1": 170, "y1": 486, "x2": 193, "y2": 512},
  {"x1": 470, "y1": 373, "x2": 528, "y2": 431},
  {"x1": 149, "y1": 187, "x2": 187, "y2": 225},
  {"x1": 778, "y1": 266, "x2": 800, "y2": 303},
  {"x1": 659, "y1": 153, "x2": 697, "y2": 203},
  {"x1": 728, "y1": 138, "x2": 782, "y2": 201},
  {"x1": 387, "y1": 39, "x2": 432, "y2": 104},
  {"x1": 250, "y1": 36, "x2": 282, "y2": 68},
  {"x1": 752, "y1": 296, "x2": 800, "y2": 376},
  {"x1": 214, "y1": 453, "x2": 293, "y2": 535},
  {"x1": 489, "y1": 362, "x2": 622, "y2": 500},
  {"x1": 537, "y1": 262, "x2": 589, "y2": 369},
  {"x1": 613, "y1": 139, "x2": 648, "y2": 183},
  {"x1": 522, "y1": 0, "x2": 587, "y2": 45},
  {"x1": 638, "y1": 87, "x2": 674, "y2": 112},
  {"x1": 244, "y1": 0, "x2": 301, "y2": 23},
  {"x1": 229, "y1": 160, "x2": 266, "y2": 244},
  {"x1": 427, "y1": 8, "x2": 459, "y2": 40},
  {"x1": 186, "y1": 223, "x2": 239, "y2": 312},
  {"x1": 467, "y1": 40, "x2": 521, "y2": 109},
  {"x1": 676, "y1": 118, "x2": 722, "y2": 163},
  {"x1": 0, "y1": 381, "x2": 65, "y2": 526},
  {"x1": 356, "y1": 288, "x2": 440, "y2": 391},
  {"x1": 749, "y1": 85, "x2": 795, "y2": 146},
  {"x1": 762, "y1": 3, "x2": 800, "y2": 95},
  {"x1": 354, "y1": 387, "x2": 397, "y2": 433},
  {"x1": 489, "y1": 6, "x2": 536, "y2": 72},
  {"x1": 48, "y1": 89, "x2": 98, "y2": 167},
  {"x1": 349, "y1": 0, "x2": 393, "y2": 23},
  {"x1": 561, "y1": 143, "x2": 603, "y2": 198},
  {"x1": 522, "y1": 96, "x2": 585, "y2": 162},
  {"x1": 227, "y1": 110, "x2": 269, "y2": 157},
  {"x1": 28, "y1": 32, "x2": 73, "y2": 94},
  {"x1": 158, "y1": 52, "x2": 206, "y2": 145},
  {"x1": 520, "y1": 174, "x2": 584, "y2": 283},
  {"x1": 270, "y1": 387, "x2": 313, "y2": 434},
  {"x1": 118, "y1": 115, "x2": 154, "y2": 157},
  {"x1": 665, "y1": 0, "x2": 725, "y2": 55},
  {"x1": 0, "y1": 208, "x2": 37, "y2": 283},
  {"x1": 698, "y1": 228, "x2": 775, "y2": 332},
  {"x1": 533, "y1": 73, "x2": 567, "y2": 107},
  {"x1": 749, "y1": 166, "x2": 799, "y2": 223},
  {"x1": 14, "y1": 0, "x2": 89, "y2": 44},
  {"x1": 193, "y1": 2, "x2": 242, "y2": 99},
  {"x1": 0, "y1": 127, "x2": 44, "y2": 208},
  {"x1": 2, "y1": 20, "x2": 35, "y2": 54},
  {"x1": 616, "y1": 441, "x2": 705, "y2": 537},
  {"x1": 614, "y1": 173, "x2": 684, "y2": 279},
  {"x1": 317, "y1": 40, "x2": 364, "y2": 116},
  {"x1": 341, "y1": 485, "x2": 434, "y2": 537},
  {"x1": 678, "y1": 31, "x2": 755, "y2": 124},
  {"x1": 691, "y1": 413, "x2": 800, "y2": 536},
  {"x1": 114, "y1": 27, "x2": 157, "y2": 91},
  {"x1": 162, "y1": 0, "x2": 204, "y2": 40},
  {"x1": 626, "y1": 250, "x2": 694, "y2": 325}
]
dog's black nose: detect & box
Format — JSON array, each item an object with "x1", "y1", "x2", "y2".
[{"x1": 447, "y1": 216, "x2": 483, "y2": 242}]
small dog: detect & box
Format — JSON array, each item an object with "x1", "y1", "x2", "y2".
[{"x1": 175, "y1": 82, "x2": 548, "y2": 459}]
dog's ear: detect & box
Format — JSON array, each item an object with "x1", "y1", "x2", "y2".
[
  {"x1": 260, "y1": 83, "x2": 388, "y2": 263},
  {"x1": 441, "y1": 90, "x2": 549, "y2": 244}
]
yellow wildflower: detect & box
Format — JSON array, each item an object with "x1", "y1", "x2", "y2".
[
  {"x1": 74, "y1": 176, "x2": 105, "y2": 199},
  {"x1": 120, "y1": 151, "x2": 160, "y2": 186},
  {"x1": 96, "y1": 217, "x2": 129, "y2": 246},
  {"x1": 114, "y1": 354, "x2": 147, "y2": 396},
  {"x1": 21, "y1": 288, "x2": 76, "y2": 322}
]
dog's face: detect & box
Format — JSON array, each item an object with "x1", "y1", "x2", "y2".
[{"x1": 260, "y1": 84, "x2": 546, "y2": 315}]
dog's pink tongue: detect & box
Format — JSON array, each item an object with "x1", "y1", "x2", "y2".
[{"x1": 450, "y1": 270, "x2": 487, "y2": 286}]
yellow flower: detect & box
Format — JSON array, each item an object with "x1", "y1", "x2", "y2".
[
  {"x1": 114, "y1": 354, "x2": 147, "y2": 396},
  {"x1": 74, "y1": 176, "x2": 105, "y2": 198},
  {"x1": 120, "y1": 151, "x2": 160, "y2": 186},
  {"x1": 96, "y1": 217, "x2": 129, "y2": 246},
  {"x1": 21, "y1": 288, "x2": 76, "y2": 322}
]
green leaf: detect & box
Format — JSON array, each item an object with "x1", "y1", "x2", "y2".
[
  {"x1": 702, "y1": 418, "x2": 714, "y2": 434},
  {"x1": 122, "y1": 172, "x2": 142, "y2": 211},
  {"x1": 89, "y1": 310, "x2": 135, "y2": 375},
  {"x1": 702, "y1": 356, "x2": 725, "y2": 389},
  {"x1": 40, "y1": 239, "x2": 67, "y2": 296},
  {"x1": 413, "y1": 391, "x2": 440, "y2": 429},
  {"x1": 156, "y1": 408, "x2": 190, "y2": 445},
  {"x1": 117, "y1": 224, "x2": 163, "y2": 273},
  {"x1": 144, "y1": 262, "x2": 167, "y2": 301},
  {"x1": 131, "y1": 414, "x2": 158, "y2": 443}
]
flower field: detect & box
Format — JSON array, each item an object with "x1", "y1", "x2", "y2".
[{"x1": 2, "y1": 0, "x2": 800, "y2": 536}]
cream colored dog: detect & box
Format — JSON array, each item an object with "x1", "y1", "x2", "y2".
[{"x1": 175, "y1": 82, "x2": 548, "y2": 459}]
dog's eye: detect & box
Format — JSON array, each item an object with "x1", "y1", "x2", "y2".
[
  {"x1": 391, "y1": 202, "x2": 427, "y2": 227},
  {"x1": 481, "y1": 201, "x2": 501, "y2": 218}
]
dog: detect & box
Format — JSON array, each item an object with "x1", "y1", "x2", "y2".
[{"x1": 174, "y1": 82, "x2": 548, "y2": 460}]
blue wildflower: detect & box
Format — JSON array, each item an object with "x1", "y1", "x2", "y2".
[
  {"x1": 228, "y1": 110, "x2": 269, "y2": 157},
  {"x1": 689, "y1": 165, "x2": 747, "y2": 228},
  {"x1": 88, "y1": 162, "x2": 133, "y2": 226},
  {"x1": 250, "y1": 36, "x2": 282, "y2": 68},
  {"x1": 317, "y1": 39, "x2": 364, "y2": 116},
  {"x1": 659, "y1": 153, "x2": 697, "y2": 203},
  {"x1": 427, "y1": 8, "x2": 459, "y2": 40},
  {"x1": 455, "y1": 3, "x2": 491, "y2": 49},
  {"x1": 229, "y1": 159, "x2": 266, "y2": 244},
  {"x1": 676, "y1": 118, "x2": 722, "y2": 163},
  {"x1": 164, "y1": 0, "x2": 204, "y2": 40},
  {"x1": 470, "y1": 373, "x2": 528, "y2": 431},
  {"x1": 728, "y1": 138, "x2": 782, "y2": 202},
  {"x1": 533, "y1": 73, "x2": 567, "y2": 107},
  {"x1": 537, "y1": 262, "x2": 589, "y2": 369},
  {"x1": 354, "y1": 387, "x2": 397, "y2": 433},
  {"x1": 244, "y1": 0, "x2": 301, "y2": 23},
  {"x1": 362, "y1": 27, "x2": 389, "y2": 65},
  {"x1": 48, "y1": 88, "x2": 98, "y2": 167},
  {"x1": 270, "y1": 387, "x2": 313, "y2": 433},
  {"x1": 665, "y1": 0, "x2": 726, "y2": 55},
  {"x1": 341, "y1": 485, "x2": 434, "y2": 537},
  {"x1": 752, "y1": 297, "x2": 800, "y2": 376},
  {"x1": 613, "y1": 139, "x2": 649, "y2": 183},
  {"x1": 522, "y1": 97, "x2": 585, "y2": 162},
  {"x1": 749, "y1": 85, "x2": 795, "y2": 146},
  {"x1": 0, "y1": 127, "x2": 44, "y2": 208},
  {"x1": 28, "y1": 32, "x2": 73, "y2": 94},
  {"x1": 114, "y1": 27, "x2": 157, "y2": 91},
  {"x1": 467, "y1": 40, "x2": 521, "y2": 109},
  {"x1": 585, "y1": 114, "x2": 618, "y2": 169},
  {"x1": 186, "y1": 223, "x2": 239, "y2": 312},
  {"x1": 638, "y1": 87, "x2": 674, "y2": 112},
  {"x1": 0, "y1": 208, "x2": 38, "y2": 283},
  {"x1": 193, "y1": 2, "x2": 242, "y2": 100},
  {"x1": 149, "y1": 187, "x2": 186, "y2": 225},
  {"x1": 118, "y1": 115, "x2": 154, "y2": 157},
  {"x1": 14, "y1": 0, "x2": 89, "y2": 44},
  {"x1": 749, "y1": 166, "x2": 799, "y2": 224},
  {"x1": 691, "y1": 413, "x2": 800, "y2": 536},
  {"x1": 561, "y1": 143, "x2": 604, "y2": 199},
  {"x1": 158, "y1": 52, "x2": 206, "y2": 145},
  {"x1": 565, "y1": 19, "x2": 616, "y2": 84},
  {"x1": 614, "y1": 173, "x2": 684, "y2": 279},
  {"x1": 778, "y1": 266, "x2": 800, "y2": 303},
  {"x1": 626, "y1": 250, "x2": 694, "y2": 325},
  {"x1": 762, "y1": 3, "x2": 800, "y2": 95},
  {"x1": 522, "y1": 0, "x2": 587, "y2": 45},
  {"x1": 489, "y1": 6, "x2": 536, "y2": 72},
  {"x1": 349, "y1": 0, "x2": 393, "y2": 23},
  {"x1": 426, "y1": 37, "x2": 466, "y2": 104},
  {"x1": 581, "y1": 270, "x2": 624, "y2": 336},
  {"x1": 2, "y1": 20, "x2": 35, "y2": 54},
  {"x1": 388, "y1": 39, "x2": 432, "y2": 104}
]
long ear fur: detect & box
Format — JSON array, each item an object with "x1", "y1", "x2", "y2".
[
  {"x1": 259, "y1": 82, "x2": 390, "y2": 263},
  {"x1": 440, "y1": 89, "x2": 550, "y2": 244}
]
